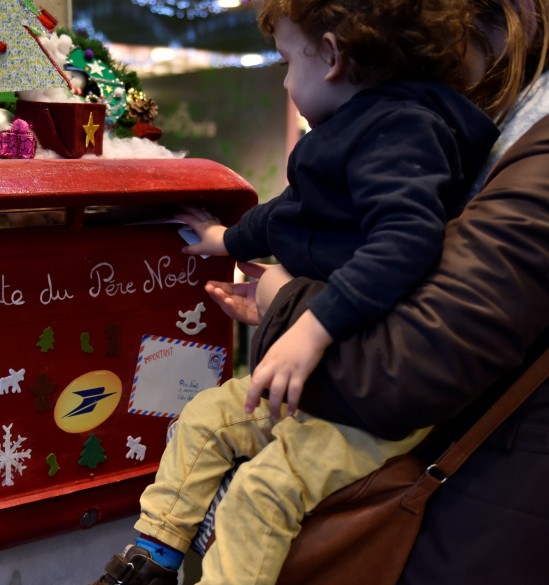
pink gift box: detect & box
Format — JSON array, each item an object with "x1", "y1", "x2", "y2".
[{"x1": 0, "y1": 119, "x2": 37, "y2": 159}]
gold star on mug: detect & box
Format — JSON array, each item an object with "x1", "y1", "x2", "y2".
[{"x1": 83, "y1": 112, "x2": 100, "y2": 147}]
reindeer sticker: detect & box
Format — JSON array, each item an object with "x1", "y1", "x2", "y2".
[
  {"x1": 0, "y1": 368, "x2": 25, "y2": 395},
  {"x1": 126, "y1": 436, "x2": 147, "y2": 461}
]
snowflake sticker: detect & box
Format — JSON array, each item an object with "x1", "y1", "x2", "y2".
[{"x1": 0, "y1": 423, "x2": 32, "y2": 487}]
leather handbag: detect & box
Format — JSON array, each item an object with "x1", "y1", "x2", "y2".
[{"x1": 275, "y1": 348, "x2": 549, "y2": 585}]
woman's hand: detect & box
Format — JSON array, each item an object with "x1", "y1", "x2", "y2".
[{"x1": 205, "y1": 262, "x2": 269, "y2": 325}]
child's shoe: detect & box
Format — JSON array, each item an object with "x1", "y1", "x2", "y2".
[{"x1": 90, "y1": 545, "x2": 179, "y2": 585}]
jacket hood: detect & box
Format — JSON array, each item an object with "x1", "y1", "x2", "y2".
[{"x1": 355, "y1": 80, "x2": 500, "y2": 185}]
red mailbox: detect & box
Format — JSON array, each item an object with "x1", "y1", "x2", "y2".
[{"x1": 0, "y1": 158, "x2": 257, "y2": 548}]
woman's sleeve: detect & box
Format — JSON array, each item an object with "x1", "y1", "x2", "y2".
[{"x1": 251, "y1": 116, "x2": 549, "y2": 440}]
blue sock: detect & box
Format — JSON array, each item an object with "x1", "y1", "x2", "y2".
[{"x1": 135, "y1": 535, "x2": 185, "y2": 571}]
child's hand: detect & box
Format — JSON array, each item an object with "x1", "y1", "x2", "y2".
[
  {"x1": 177, "y1": 206, "x2": 228, "y2": 256},
  {"x1": 246, "y1": 310, "x2": 333, "y2": 420}
]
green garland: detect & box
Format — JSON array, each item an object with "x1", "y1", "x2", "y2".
[
  {"x1": 57, "y1": 28, "x2": 143, "y2": 138},
  {"x1": 56, "y1": 28, "x2": 143, "y2": 95},
  {"x1": 0, "y1": 100, "x2": 16, "y2": 115}
]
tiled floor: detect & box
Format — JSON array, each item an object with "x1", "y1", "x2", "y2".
[
  {"x1": 0, "y1": 511, "x2": 215, "y2": 585},
  {"x1": 0, "y1": 516, "x2": 186, "y2": 585}
]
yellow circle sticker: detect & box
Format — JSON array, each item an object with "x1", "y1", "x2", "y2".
[{"x1": 54, "y1": 370, "x2": 122, "y2": 433}]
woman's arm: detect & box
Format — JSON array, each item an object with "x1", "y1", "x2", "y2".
[{"x1": 251, "y1": 115, "x2": 549, "y2": 440}]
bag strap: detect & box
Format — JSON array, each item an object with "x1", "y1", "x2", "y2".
[
  {"x1": 436, "y1": 347, "x2": 549, "y2": 477},
  {"x1": 403, "y1": 347, "x2": 549, "y2": 512}
]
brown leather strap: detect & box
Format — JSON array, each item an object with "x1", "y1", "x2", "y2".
[
  {"x1": 402, "y1": 347, "x2": 549, "y2": 512},
  {"x1": 436, "y1": 347, "x2": 549, "y2": 478}
]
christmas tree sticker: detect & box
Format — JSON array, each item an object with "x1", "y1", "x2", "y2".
[
  {"x1": 0, "y1": 0, "x2": 69, "y2": 94},
  {"x1": 79, "y1": 434, "x2": 107, "y2": 469},
  {"x1": 36, "y1": 326, "x2": 54, "y2": 352}
]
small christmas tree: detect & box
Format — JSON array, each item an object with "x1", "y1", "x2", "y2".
[
  {"x1": 0, "y1": 0, "x2": 68, "y2": 95},
  {"x1": 36, "y1": 326, "x2": 54, "y2": 352},
  {"x1": 79, "y1": 434, "x2": 107, "y2": 469}
]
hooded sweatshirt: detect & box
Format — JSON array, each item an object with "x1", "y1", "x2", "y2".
[{"x1": 224, "y1": 80, "x2": 499, "y2": 340}]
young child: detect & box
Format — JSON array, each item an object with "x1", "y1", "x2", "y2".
[
  {"x1": 179, "y1": 0, "x2": 499, "y2": 421},
  {"x1": 90, "y1": 2, "x2": 498, "y2": 585}
]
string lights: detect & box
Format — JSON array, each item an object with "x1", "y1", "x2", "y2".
[
  {"x1": 130, "y1": 0, "x2": 246, "y2": 20},
  {"x1": 72, "y1": 0, "x2": 277, "y2": 70}
]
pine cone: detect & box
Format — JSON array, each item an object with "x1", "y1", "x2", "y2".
[{"x1": 127, "y1": 95, "x2": 159, "y2": 123}]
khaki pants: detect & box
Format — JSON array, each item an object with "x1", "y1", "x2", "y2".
[{"x1": 135, "y1": 376, "x2": 431, "y2": 585}]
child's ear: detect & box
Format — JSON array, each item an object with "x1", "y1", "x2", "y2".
[{"x1": 322, "y1": 32, "x2": 344, "y2": 81}]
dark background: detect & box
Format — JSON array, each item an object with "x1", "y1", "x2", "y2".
[
  {"x1": 71, "y1": 0, "x2": 289, "y2": 201},
  {"x1": 72, "y1": 0, "x2": 272, "y2": 52}
]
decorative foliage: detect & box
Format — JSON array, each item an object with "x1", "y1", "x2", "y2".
[
  {"x1": 78, "y1": 434, "x2": 107, "y2": 469},
  {"x1": 57, "y1": 27, "x2": 160, "y2": 139},
  {"x1": 57, "y1": 27, "x2": 141, "y2": 95},
  {"x1": 36, "y1": 326, "x2": 55, "y2": 352},
  {"x1": 65, "y1": 46, "x2": 128, "y2": 125},
  {"x1": 126, "y1": 89, "x2": 159, "y2": 124}
]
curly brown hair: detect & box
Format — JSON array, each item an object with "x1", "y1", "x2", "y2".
[{"x1": 256, "y1": 0, "x2": 473, "y2": 89}]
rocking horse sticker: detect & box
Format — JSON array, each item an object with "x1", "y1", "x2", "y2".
[
  {"x1": 129, "y1": 334, "x2": 226, "y2": 417},
  {"x1": 176, "y1": 302, "x2": 207, "y2": 336}
]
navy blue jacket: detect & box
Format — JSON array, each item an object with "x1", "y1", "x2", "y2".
[{"x1": 224, "y1": 80, "x2": 499, "y2": 339}]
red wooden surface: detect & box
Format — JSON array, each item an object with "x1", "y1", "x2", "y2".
[
  {"x1": 0, "y1": 158, "x2": 254, "y2": 213},
  {"x1": 0, "y1": 158, "x2": 257, "y2": 548}
]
